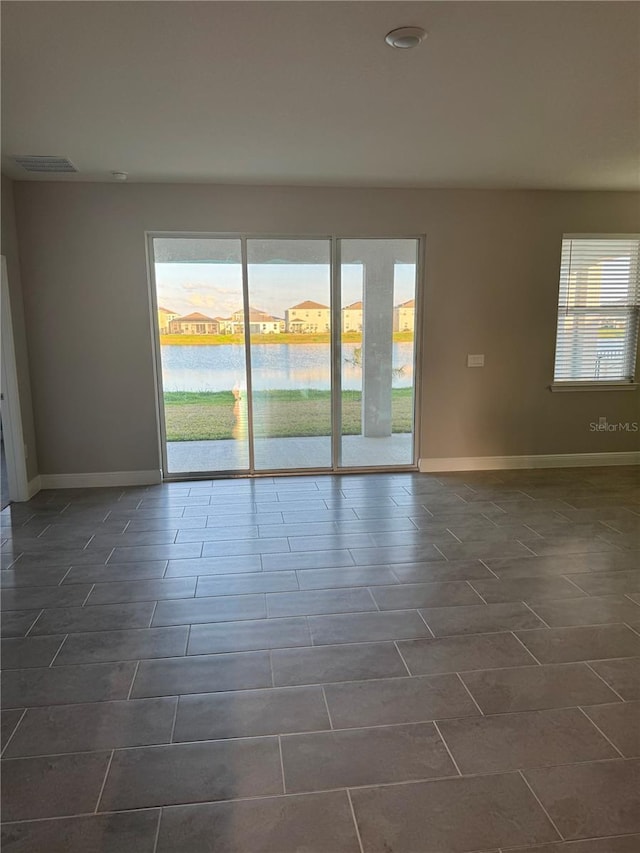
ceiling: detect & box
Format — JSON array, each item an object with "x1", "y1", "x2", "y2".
[{"x1": 2, "y1": 1, "x2": 639, "y2": 189}]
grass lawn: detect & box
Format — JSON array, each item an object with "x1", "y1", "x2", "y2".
[{"x1": 164, "y1": 389, "x2": 413, "y2": 441}]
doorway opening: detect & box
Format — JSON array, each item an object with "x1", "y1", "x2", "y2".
[{"x1": 148, "y1": 235, "x2": 422, "y2": 478}]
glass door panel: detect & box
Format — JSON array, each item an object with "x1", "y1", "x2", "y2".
[
  {"x1": 339, "y1": 239, "x2": 418, "y2": 468},
  {"x1": 152, "y1": 237, "x2": 249, "y2": 474},
  {"x1": 246, "y1": 239, "x2": 333, "y2": 471}
]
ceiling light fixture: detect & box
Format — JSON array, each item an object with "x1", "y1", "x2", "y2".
[
  {"x1": 111, "y1": 171, "x2": 128, "y2": 181},
  {"x1": 385, "y1": 27, "x2": 427, "y2": 49}
]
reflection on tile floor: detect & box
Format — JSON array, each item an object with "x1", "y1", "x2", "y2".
[{"x1": 1, "y1": 467, "x2": 639, "y2": 852}]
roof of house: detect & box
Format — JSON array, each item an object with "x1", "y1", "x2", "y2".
[
  {"x1": 289, "y1": 300, "x2": 329, "y2": 310},
  {"x1": 158, "y1": 306, "x2": 177, "y2": 314},
  {"x1": 344, "y1": 301, "x2": 363, "y2": 310},
  {"x1": 174, "y1": 312, "x2": 217, "y2": 322},
  {"x1": 248, "y1": 309, "x2": 279, "y2": 322},
  {"x1": 397, "y1": 299, "x2": 415, "y2": 308}
]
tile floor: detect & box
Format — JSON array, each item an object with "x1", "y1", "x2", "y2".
[{"x1": 1, "y1": 467, "x2": 639, "y2": 852}]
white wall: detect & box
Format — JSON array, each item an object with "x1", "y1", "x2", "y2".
[{"x1": 12, "y1": 181, "x2": 640, "y2": 477}]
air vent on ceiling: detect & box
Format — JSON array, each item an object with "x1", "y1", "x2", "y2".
[{"x1": 14, "y1": 155, "x2": 78, "y2": 173}]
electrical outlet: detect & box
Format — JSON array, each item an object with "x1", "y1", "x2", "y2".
[{"x1": 467, "y1": 354, "x2": 485, "y2": 368}]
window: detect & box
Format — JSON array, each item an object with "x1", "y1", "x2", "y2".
[{"x1": 553, "y1": 235, "x2": 640, "y2": 385}]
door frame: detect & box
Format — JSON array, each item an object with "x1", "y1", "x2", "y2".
[
  {"x1": 0, "y1": 255, "x2": 31, "y2": 502},
  {"x1": 145, "y1": 232, "x2": 425, "y2": 480}
]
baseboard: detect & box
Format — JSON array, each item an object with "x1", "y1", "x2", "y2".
[
  {"x1": 27, "y1": 475, "x2": 42, "y2": 498},
  {"x1": 39, "y1": 470, "x2": 163, "y2": 489},
  {"x1": 419, "y1": 452, "x2": 640, "y2": 473}
]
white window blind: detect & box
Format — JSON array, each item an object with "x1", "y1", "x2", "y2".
[{"x1": 553, "y1": 235, "x2": 640, "y2": 383}]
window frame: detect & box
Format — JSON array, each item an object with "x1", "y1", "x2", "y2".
[{"x1": 550, "y1": 233, "x2": 640, "y2": 392}]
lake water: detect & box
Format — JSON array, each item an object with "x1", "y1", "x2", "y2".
[{"x1": 161, "y1": 343, "x2": 415, "y2": 392}]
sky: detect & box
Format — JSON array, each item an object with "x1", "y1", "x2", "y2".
[{"x1": 155, "y1": 262, "x2": 416, "y2": 319}]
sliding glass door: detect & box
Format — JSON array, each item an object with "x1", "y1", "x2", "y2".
[
  {"x1": 151, "y1": 237, "x2": 250, "y2": 474},
  {"x1": 150, "y1": 235, "x2": 420, "y2": 477},
  {"x1": 339, "y1": 240, "x2": 418, "y2": 468},
  {"x1": 247, "y1": 239, "x2": 333, "y2": 471}
]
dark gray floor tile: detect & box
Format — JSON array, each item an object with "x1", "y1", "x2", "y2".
[
  {"x1": 529, "y1": 595, "x2": 640, "y2": 627},
  {"x1": 296, "y1": 566, "x2": 398, "y2": 589},
  {"x1": 0, "y1": 810, "x2": 161, "y2": 853},
  {"x1": 201, "y1": 538, "x2": 289, "y2": 557},
  {"x1": 335, "y1": 517, "x2": 421, "y2": 534},
  {"x1": 324, "y1": 673, "x2": 480, "y2": 728},
  {"x1": 272, "y1": 642, "x2": 407, "y2": 687},
  {"x1": 420, "y1": 602, "x2": 544, "y2": 637},
  {"x1": 174, "y1": 686, "x2": 330, "y2": 741},
  {"x1": 87, "y1": 577, "x2": 197, "y2": 605},
  {"x1": 127, "y1": 516, "x2": 207, "y2": 531},
  {"x1": 109, "y1": 543, "x2": 203, "y2": 563},
  {"x1": 1, "y1": 751, "x2": 111, "y2": 821},
  {"x1": 195, "y1": 571, "x2": 298, "y2": 596},
  {"x1": 350, "y1": 772, "x2": 559, "y2": 852},
  {"x1": 1, "y1": 635, "x2": 65, "y2": 669},
  {"x1": 461, "y1": 662, "x2": 620, "y2": 714},
  {"x1": 308, "y1": 610, "x2": 431, "y2": 645},
  {"x1": 282, "y1": 722, "x2": 456, "y2": 793},
  {"x1": 0, "y1": 567, "x2": 70, "y2": 587},
  {"x1": 165, "y1": 555, "x2": 263, "y2": 576},
  {"x1": 469, "y1": 576, "x2": 586, "y2": 603},
  {"x1": 176, "y1": 526, "x2": 260, "y2": 542},
  {"x1": 447, "y1": 522, "x2": 541, "y2": 542},
  {"x1": 506, "y1": 836, "x2": 640, "y2": 853},
  {"x1": 483, "y1": 554, "x2": 590, "y2": 578},
  {"x1": 589, "y1": 657, "x2": 640, "y2": 699},
  {"x1": 267, "y1": 587, "x2": 376, "y2": 617},
  {"x1": 188, "y1": 617, "x2": 311, "y2": 654},
  {"x1": 435, "y1": 540, "x2": 535, "y2": 560},
  {"x1": 525, "y1": 759, "x2": 640, "y2": 840},
  {"x1": 2, "y1": 661, "x2": 137, "y2": 708},
  {"x1": 350, "y1": 544, "x2": 445, "y2": 565},
  {"x1": 131, "y1": 651, "x2": 272, "y2": 697},
  {"x1": 262, "y1": 549, "x2": 355, "y2": 571},
  {"x1": 1, "y1": 709, "x2": 24, "y2": 751},
  {"x1": 54, "y1": 626, "x2": 189, "y2": 665},
  {"x1": 1, "y1": 584, "x2": 93, "y2": 611},
  {"x1": 567, "y1": 570, "x2": 640, "y2": 595},
  {"x1": 100, "y1": 738, "x2": 282, "y2": 810},
  {"x1": 31, "y1": 601, "x2": 155, "y2": 635},
  {"x1": 156, "y1": 792, "x2": 361, "y2": 853},
  {"x1": 207, "y1": 511, "x2": 284, "y2": 527},
  {"x1": 288, "y1": 533, "x2": 375, "y2": 551},
  {"x1": 390, "y1": 559, "x2": 494, "y2": 583},
  {"x1": 62, "y1": 560, "x2": 168, "y2": 582},
  {"x1": 1, "y1": 610, "x2": 44, "y2": 638},
  {"x1": 4, "y1": 697, "x2": 177, "y2": 757},
  {"x1": 525, "y1": 536, "x2": 620, "y2": 556},
  {"x1": 152, "y1": 594, "x2": 266, "y2": 626},
  {"x1": 582, "y1": 700, "x2": 640, "y2": 757},
  {"x1": 370, "y1": 581, "x2": 483, "y2": 610},
  {"x1": 438, "y1": 707, "x2": 617, "y2": 774},
  {"x1": 397, "y1": 632, "x2": 537, "y2": 676},
  {"x1": 516, "y1": 625, "x2": 640, "y2": 664},
  {"x1": 89, "y1": 530, "x2": 179, "y2": 547},
  {"x1": 259, "y1": 521, "x2": 339, "y2": 537},
  {"x1": 5, "y1": 548, "x2": 113, "y2": 569}
]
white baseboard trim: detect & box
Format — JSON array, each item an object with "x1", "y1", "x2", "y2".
[
  {"x1": 27, "y1": 475, "x2": 42, "y2": 498},
  {"x1": 39, "y1": 470, "x2": 163, "y2": 489},
  {"x1": 419, "y1": 452, "x2": 640, "y2": 473}
]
